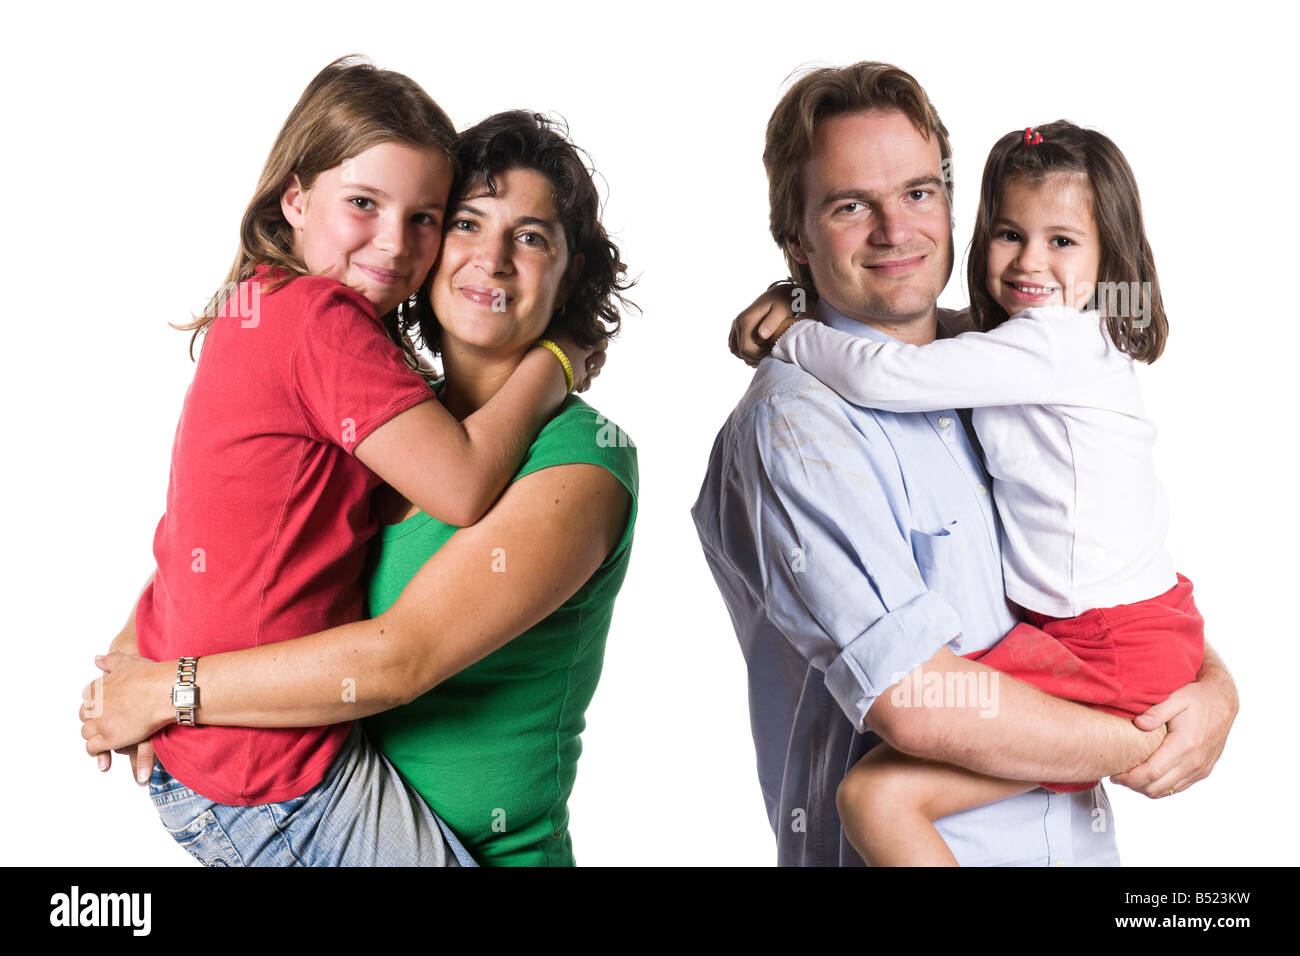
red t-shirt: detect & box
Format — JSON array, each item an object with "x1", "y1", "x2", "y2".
[{"x1": 136, "y1": 266, "x2": 435, "y2": 804}]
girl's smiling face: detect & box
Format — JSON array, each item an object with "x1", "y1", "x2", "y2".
[
  {"x1": 430, "y1": 165, "x2": 578, "y2": 355},
  {"x1": 282, "y1": 140, "x2": 453, "y2": 317},
  {"x1": 986, "y1": 172, "x2": 1101, "y2": 316}
]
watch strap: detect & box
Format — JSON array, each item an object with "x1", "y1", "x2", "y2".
[{"x1": 173, "y1": 656, "x2": 199, "y2": 726}]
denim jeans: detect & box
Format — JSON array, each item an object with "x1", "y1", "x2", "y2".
[{"x1": 148, "y1": 723, "x2": 477, "y2": 866}]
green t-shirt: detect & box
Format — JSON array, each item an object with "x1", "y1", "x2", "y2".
[{"x1": 363, "y1": 395, "x2": 638, "y2": 866}]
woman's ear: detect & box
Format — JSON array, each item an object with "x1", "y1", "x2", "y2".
[{"x1": 281, "y1": 174, "x2": 307, "y2": 230}]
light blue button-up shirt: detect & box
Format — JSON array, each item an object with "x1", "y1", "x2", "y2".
[{"x1": 691, "y1": 302, "x2": 1119, "y2": 866}]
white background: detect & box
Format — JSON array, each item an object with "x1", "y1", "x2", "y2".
[{"x1": 4, "y1": 0, "x2": 1295, "y2": 867}]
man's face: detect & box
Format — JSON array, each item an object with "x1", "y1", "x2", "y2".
[{"x1": 787, "y1": 110, "x2": 953, "y2": 329}]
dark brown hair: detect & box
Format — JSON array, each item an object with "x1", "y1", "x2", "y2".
[
  {"x1": 175, "y1": 55, "x2": 457, "y2": 373},
  {"x1": 967, "y1": 120, "x2": 1167, "y2": 363},
  {"x1": 763, "y1": 62, "x2": 952, "y2": 291},
  {"x1": 416, "y1": 111, "x2": 633, "y2": 356}
]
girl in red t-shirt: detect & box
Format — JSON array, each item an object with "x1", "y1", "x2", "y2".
[{"x1": 81, "y1": 57, "x2": 601, "y2": 865}]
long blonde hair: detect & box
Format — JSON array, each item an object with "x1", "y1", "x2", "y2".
[{"x1": 176, "y1": 55, "x2": 457, "y2": 370}]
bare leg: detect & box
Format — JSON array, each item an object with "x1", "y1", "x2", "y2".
[{"x1": 837, "y1": 743, "x2": 1035, "y2": 866}]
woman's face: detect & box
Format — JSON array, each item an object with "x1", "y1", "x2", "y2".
[{"x1": 430, "y1": 166, "x2": 573, "y2": 354}]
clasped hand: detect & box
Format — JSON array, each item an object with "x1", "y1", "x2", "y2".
[{"x1": 80, "y1": 651, "x2": 168, "y2": 786}]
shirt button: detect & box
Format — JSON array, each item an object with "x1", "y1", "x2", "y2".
[
  {"x1": 977, "y1": 485, "x2": 988, "y2": 496},
  {"x1": 937, "y1": 416, "x2": 953, "y2": 428},
  {"x1": 1052, "y1": 860, "x2": 1068, "y2": 867}
]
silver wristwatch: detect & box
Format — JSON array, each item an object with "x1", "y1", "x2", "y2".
[{"x1": 171, "y1": 657, "x2": 200, "y2": 725}]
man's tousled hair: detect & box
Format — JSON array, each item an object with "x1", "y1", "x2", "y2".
[{"x1": 763, "y1": 61, "x2": 952, "y2": 292}]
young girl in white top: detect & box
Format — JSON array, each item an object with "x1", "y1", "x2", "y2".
[{"x1": 752, "y1": 120, "x2": 1204, "y2": 865}]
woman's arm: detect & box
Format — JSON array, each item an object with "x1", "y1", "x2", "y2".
[
  {"x1": 771, "y1": 306, "x2": 1113, "y2": 411},
  {"x1": 82, "y1": 463, "x2": 631, "y2": 753}
]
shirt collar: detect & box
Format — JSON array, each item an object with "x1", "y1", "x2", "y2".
[{"x1": 815, "y1": 299, "x2": 956, "y2": 343}]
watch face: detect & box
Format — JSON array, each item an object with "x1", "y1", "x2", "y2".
[{"x1": 173, "y1": 687, "x2": 196, "y2": 707}]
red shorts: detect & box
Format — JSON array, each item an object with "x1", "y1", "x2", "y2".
[{"x1": 963, "y1": 573, "x2": 1205, "y2": 792}]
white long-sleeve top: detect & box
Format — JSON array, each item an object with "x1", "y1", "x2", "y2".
[{"x1": 772, "y1": 304, "x2": 1177, "y2": 617}]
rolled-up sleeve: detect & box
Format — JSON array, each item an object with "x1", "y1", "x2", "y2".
[{"x1": 728, "y1": 387, "x2": 964, "y2": 728}]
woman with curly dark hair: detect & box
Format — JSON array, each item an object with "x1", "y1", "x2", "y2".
[{"x1": 83, "y1": 111, "x2": 638, "y2": 867}]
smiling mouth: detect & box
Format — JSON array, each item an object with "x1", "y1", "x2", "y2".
[
  {"x1": 867, "y1": 255, "x2": 926, "y2": 273},
  {"x1": 356, "y1": 263, "x2": 407, "y2": 285},
  {"x1": 459, "y1": 285, "x2": 511, "y2": 306},
  {"x1": 1007, "y1": 281, "x2": 1058, "y2": 296}
]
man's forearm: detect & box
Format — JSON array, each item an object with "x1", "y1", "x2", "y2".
[
  {"x1": 1194, "y1": 643, "x2": 1237, "y2": 713},
  {"x1": 866, "y1": 646, "x2": 1165, "y2": 782}
]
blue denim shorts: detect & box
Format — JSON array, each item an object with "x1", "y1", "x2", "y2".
[{"x1": 148, "y1": 724, "x2": 476, "y2": 867}]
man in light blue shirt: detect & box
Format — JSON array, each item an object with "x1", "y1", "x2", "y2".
[{"x1": 691, "y1": 62, "x2": 1238, "y2": 866}]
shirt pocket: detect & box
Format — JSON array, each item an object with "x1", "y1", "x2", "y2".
[{"x1": 909, "y1": 520, "x2": 962, "y2": 604}]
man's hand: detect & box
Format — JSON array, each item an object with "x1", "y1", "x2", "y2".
[
  {"x1": 1110, "y1": 677, "x2": 1237, "y2": 798},
  {"x1": 1111, "y1": 646, "x2": 1238, "y2": 797}
]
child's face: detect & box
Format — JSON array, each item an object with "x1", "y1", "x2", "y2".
[
  {"x1": 282, "y1": 141, "x2": 453, "y2": 317},
  {"x1": 985, "y1": 173, "x2": 1101, "y2": 316},
  {"x1": 430, "y1": 166, "x2": 574, "y2": 358}
]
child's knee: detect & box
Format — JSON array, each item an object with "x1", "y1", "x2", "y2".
[{"x1": 837, "y1": 755, "x2": 909, "y2": 825}]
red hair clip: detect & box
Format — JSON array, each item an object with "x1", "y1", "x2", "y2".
[{"x1": 1024, "y1": 127, "x2": 1044, "y2": 145}]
